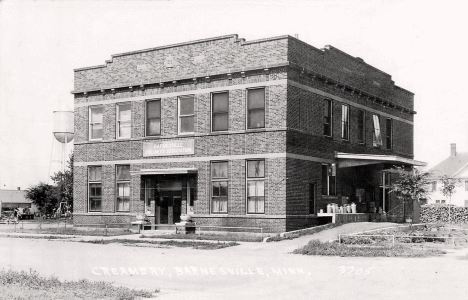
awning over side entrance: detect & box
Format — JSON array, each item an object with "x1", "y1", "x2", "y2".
[
  {"x1": 130, "y1": 168, "x2": 198, "y2": 175},
  {"x1": 335, "y1": 152, "x2": 427, "y2": 168}
]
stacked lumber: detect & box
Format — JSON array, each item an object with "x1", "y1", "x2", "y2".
[{"x1": 420, "y1": 204, "x2": 468, "y2": 223}]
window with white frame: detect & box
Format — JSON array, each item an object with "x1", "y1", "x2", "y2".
[
  {"x1": 116, "y1": 103, "x2": 131, "y2": 139},
  {"x1": 116, "y1": 165, "x2": 130, "y2": 212},
  {"x1": 247, "y1": 160, "x2": 265, "y2": 213},
  {"x1": 146, "y1": 100, "x2": 161, "y2": 136},
  {"x1": 357, "y1": 109, "x2": 365, "y2": 144},
  {"x1": 212, "y1": 92, "x2": 229, "y2": 132},
  {"x1": 372, "y1": 115, "x2": 383, "y2": 147},
  {"x1": 386, "y1": 118, "x2": 392, "y2": 149},
  {"x1": 178, "y1": 95, "x2": 195, "y2": 134},
  {"x1": 341, "y1": 104, "x2": 349, "y2": 140},
  {"x1": 321, "y1": 164, "x2": 336, "y2": 196},
  {"x1": 89, "y1": 106, "x2": 103, "y2": 140},
  {"x1": 211, "y1": 161, "x2": 228, "y2": 213},
  {"x1": 323, "y1": 99, "x2": 332, "y2": 136},
  {"x1": 88, "y1": 166, "x2": 102, "y2": 212},
  {"x1": 247, "y1": 88, "x2": 265, "y2": 129}
]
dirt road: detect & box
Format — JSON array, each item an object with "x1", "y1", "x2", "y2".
[{"x1": 1, "y1": 223, "x2": 468, "y2": 300}]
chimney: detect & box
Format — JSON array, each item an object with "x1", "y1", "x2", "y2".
[
  {"x1": 451, "y1": 143, "x2": 457, "y2": 157},
  {"x1": 17, "y1": 187, "x2": 20, "y2": 190}
]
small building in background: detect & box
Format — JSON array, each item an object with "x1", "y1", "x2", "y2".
[
  {"x1": 0, "y1": 188, "x2": 37, "y2": 214},
  {"x1": 428, "y1": 143, "x2": 468, "y2": 206}
]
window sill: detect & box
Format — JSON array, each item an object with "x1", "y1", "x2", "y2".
[
  {"x1": 245, "y1": 128, "x2": 267, "y2": 133},
  {"x1": 177, "y1": 133, "x2": 195, "y2": 137}
]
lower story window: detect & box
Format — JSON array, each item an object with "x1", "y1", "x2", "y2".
[
  {"x1": 211, "y1": 161, "x2": 228, "y2": 213},
  {"x1": 247, "y1": 160, "x2": 265, "y2": 214},
  {"x1": 117, "y1": 182, "x2": 130, "y2": 211},
  {"x1": 321, "y1": 164, "x2": 336, "y2": 196},
  {"x1": 212, "y1": 181, "x2": 228, "y2": 213},
  {"x1": 247, "y1": 181, "x2": 265, "y2": 213},
  {"x1": 116, "y1": 165, "x2": 130, "y2": 212},
  {"x1": 88, "y1": 166, "x2": 102, "y2": 212}
]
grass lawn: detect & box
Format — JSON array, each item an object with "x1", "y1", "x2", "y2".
[
  {"x1": 140, "y1": 233, "x2": 263, "y2": 242},
  {"x1": 0, "y1": 269, "x2": 156, "y2": 300},
  {"x1": 293, "y1": 239, "x2": 446, "y2": 257},
  {"x1": 80, "y1": 238, "x2": 239, "y2": 250}
]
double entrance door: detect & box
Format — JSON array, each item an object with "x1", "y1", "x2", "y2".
[
  {"x1": 144, "y1": 175, "x2": 183, "y2": 225},
  {"x1": 156, "y1": 191, "x2": 181, "y2": 225}
]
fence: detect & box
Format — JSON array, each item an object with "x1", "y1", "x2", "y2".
[
  {"x1": 0, "y1": 219, "x2": 73, "y2": 232},
  {"x1": 338, "y1": 233, "x2": 456, "y2": 246},
  {"x1": 174, "y1": 223, "x2": 263, "y2": 239}
]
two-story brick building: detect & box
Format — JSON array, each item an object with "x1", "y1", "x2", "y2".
[{"x1": 72, "y1": 34, "x2": 424, "y2": 232}]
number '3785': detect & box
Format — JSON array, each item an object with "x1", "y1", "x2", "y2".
[{"x1": 339, "y1": 266, "x2": 375, "y2": 275}]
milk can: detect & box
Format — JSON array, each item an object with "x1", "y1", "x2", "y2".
[
  {"x1": 351, "y1": 202, "x2": 357, "y2": 214},
  {"x1": 327, "y1": 204, "x2": 332, "y2": 213}
]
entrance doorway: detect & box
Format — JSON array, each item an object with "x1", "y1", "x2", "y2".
[
  {"x1": 157, "y1": 193, "x2": 181, "y2": 224},
  {"x1": 142, "y1": 174, "x2": 196, "y2": 225}
]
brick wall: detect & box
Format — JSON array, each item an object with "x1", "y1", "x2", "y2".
[
  {"x1": 73, "y1": 34, "x2": 416, "y2": 231},
  {"x1": 74, "y1": 35, "x2": 289, "y2": 91}
]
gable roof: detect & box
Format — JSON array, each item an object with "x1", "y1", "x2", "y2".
[
  {"x1": 0, "y1": 190, "x2": 30, "y2": 203},
  {"x1": 429, "y1": 152, "x2": 468, "y2": 178}
]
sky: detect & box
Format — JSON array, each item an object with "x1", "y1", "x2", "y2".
[{"x1": 1, "y1": 0, "x2": 467, "y2": 190}]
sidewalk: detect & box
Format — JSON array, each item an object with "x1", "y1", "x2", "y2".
[{"x1": 0, "y1": 222, "x2": 405, "y2": 248}]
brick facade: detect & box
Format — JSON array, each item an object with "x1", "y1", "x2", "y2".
[{"x1": 73, "y1": 34, "x2": 417, "y2": 232}]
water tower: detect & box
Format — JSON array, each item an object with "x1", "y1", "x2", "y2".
[{"x1": 53, "y1": 111, "x2": 74, "y2": 173}]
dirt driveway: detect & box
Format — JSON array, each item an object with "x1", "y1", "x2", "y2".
[{"x1": 1, "y1": 223, "x2": 468, "y2": 300}]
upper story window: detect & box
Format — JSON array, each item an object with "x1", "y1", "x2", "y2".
[
  {"x1": 89, "y1": 106, "x2": 103, "y2": 140},
  {"x1": 432, "y1": 181, "x2": 437, "y2": 192},
  {"x1": 212, "y1": 92, "x2": 229, "y2": 132},
  {"x1": 465, "y1": 180, "x2": 468, "y2": 191},
  {"x1": 341, "y1": 104, "x2": 349, "y2": 140},
  {"x1": 88, "y1": 166, "x2": 102, "y2": 212},
  {"x1": 386, "y1": 118, "x2": 393, "y2": 150},
  {"x1": 146, "y1": 100, "x2": 161, "y2": 136},
  {"x1": 372, "y1": 115, "x2": 383, "y2": 147},
  {"x1": 247, "y1": 88, "x2": 265, "y2": 129},
  {"x1": 178, "y1": 95, "x2": 195, "y2": 134},
  {"x1": 323, "y1": 99, "x2": 332, "y2": 136},
  {"x1": 357, "y1": 109, "x2": 365, "y2": 144},
  {"x1": 116, "y1": 103, "x2": 131, "y2": 139}
]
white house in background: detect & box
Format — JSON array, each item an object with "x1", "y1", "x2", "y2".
[
  {"x1": 428, "y1": 144, "x2": 468, "y2": 207},
  {"x1": 0, "y1": 188, "x2": 37, "y2": 213}
]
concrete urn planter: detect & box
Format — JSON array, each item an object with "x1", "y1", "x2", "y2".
[{"x1": 180, "y1": 214, "x2": 192, "y2": 222}]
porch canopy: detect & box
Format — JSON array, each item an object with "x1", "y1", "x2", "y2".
[
  {"x1": 335, "y1": 152, "x2": 427, "y2": 168},
  {"x1": 130, "y1": 168, "x2": 198, "y2": 175}
]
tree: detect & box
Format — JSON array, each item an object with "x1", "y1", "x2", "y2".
[
  {"x1": 389, "y1": 166, "x2": 432, "y2": 221},
  {"x1": 25, "y1": 182, "x2": 58, "y2": 214},
  {"x1": 50, "y1": 152, "x2": 74, "y2": 211},
  {"x1": 440, "y1": 175, "x2": 461, "y2": 223}
]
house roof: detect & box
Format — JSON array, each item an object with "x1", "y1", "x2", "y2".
[
  {"x1": 428, "y1": 152, "x2": 468, "y2": 178},
  {"x1": 0, "y1": 190, "x2": 30, "y2": 204}
]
